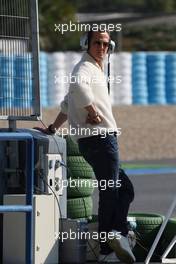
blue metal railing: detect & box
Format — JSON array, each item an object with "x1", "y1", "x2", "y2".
[{"x1": 0, "y1": 132, "x2": 34, "y2": 264}]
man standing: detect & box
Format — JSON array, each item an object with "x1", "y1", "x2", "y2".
[{"x1": 39, "y1": 29, "x2": 135, "y2": 263}]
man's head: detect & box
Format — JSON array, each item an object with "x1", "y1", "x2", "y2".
[{"x1": 87, "y1": 30, "x2": 110, "y2": 65}]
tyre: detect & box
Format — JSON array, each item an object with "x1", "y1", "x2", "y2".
[
  {"x1": 67, "y1": 156, "x2": 94, "y2": 179},
  {"x1": 67, "y1": 196, "x2": 93, "y2": 219},
  {"x1": 65, "y1": 135, "x2": 80, "y2": 156},
  {"x1": 128, "y1": 212, "x2": 164, "y2": 226},
  {"x1": 128, "y1": 212, "x2": 164, "y2": 262},
  {"x1": 67, "y1": 178, "x2": 94, "y2": 198}
]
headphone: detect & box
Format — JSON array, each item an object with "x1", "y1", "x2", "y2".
[{"x1": 80, "y1": 32, "x2": 115, "y2": 54}]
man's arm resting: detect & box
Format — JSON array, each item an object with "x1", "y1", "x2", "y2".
[
  {"x1": 49, "y1": 112, "x2": 67, "y2": 132},
  {"x1": 34, "y1": 111, "x2": 67, "y2": 134}
]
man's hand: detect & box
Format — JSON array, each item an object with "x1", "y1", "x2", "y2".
[
  {"x1": 84, "y1": 104, "x2": 103, "y2": 125},
  {"x1": 33, "y1": 126, "x2": 52, "y2": 135},
  {"x1": 86, "y1": 112, "x2": 103, "y2": 125},
  {"x1": 33, "y1": 112, "x2": 67, "y2": 135}
]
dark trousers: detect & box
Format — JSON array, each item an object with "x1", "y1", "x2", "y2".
[{"x1": 78, "y1": 133, "x2": 134, "y2": 254}]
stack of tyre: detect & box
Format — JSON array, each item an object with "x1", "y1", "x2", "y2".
[
  {"x1": 165, "y1": 53, "x2": 176, "y2": 104},
  {"x1": 39, "y1": 52, "x2": 48, "y2": 108},
  {"x1": 128, "y1": 213, "x2": 164, "y2": 261},
  {"x1": 0, "y1": 56, "x2": 14, "y2": 108},
  {"x1": 128, "y1": 212, "x2": 176, "y2": 261},
  {"x1": 111, "y1": 52, "x2": 132, "y2": 105},
  {"x1": 14, "y1": 56, "x2": 33, "y2": 109},
  {"x1": 147, "y1": 53, "x2": 166, "y2": 104},
  {"x1": 47, "y1": 52, "x2": 67, "y2": 107},
  {"x1": 132, "y1": 52, "x2": 148, "y2": 105},
  {"x1": 66, "y1": 135, "x2": 95, "y2": 220}
]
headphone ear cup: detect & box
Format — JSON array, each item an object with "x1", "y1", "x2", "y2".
[
  {"x1": 80, "y1": 33, "x2": 88, "y2": 50},
  {"x1": 108, "y1": 40, "x2": 115, "y2": 54}
]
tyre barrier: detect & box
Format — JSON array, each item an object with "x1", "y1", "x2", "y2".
[
  {"x1": 112, "y1": 53, "x2": 132, "y2": 105},
  {"x1": 128, "y1": 212, "x2": 164, "y2": 262},
  {"x1": 0, "y1": 56, "x2": 14, "y2": 108},
  {"x1": 67, "y1": 178, "x2": 94, "y2": 198},
  {"x1": 66, "y1": 136, "x2": 94, "y2": 220},
  {"x1": 166, "y1": 54, "x2": 176, "y2": 104},
  {"x1": 86, "y1": 214, "x2": 176, "y2": 262},
  {"x1": 47, "y1": 52, "x2": 68, "y2": 107},
  {"x1": 67, "y1": 156, "x2": 95, "y2": 179},
  {"x1": 147, "y1": 54, "x2": 166, "y2": 104},
  {"x1": 67, "y1": 196, "x2": 93, "y2": 219},
  {"x1": 40, "y1": 52, "x2": 48, "y2": 107},
  {"x1": 2, "y1": 52, "x2": 176, "y2": 108},
  {"x1": 65, "y1": 135, "x2": 80, "y2": 156},
  {"x1": 132, "y1": 52, "x2": 148, "y2": 105},
  {"x1": 14, "y1": 56, "x2": 33, "y2": 108}
]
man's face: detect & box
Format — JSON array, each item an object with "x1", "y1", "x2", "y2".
[{"x1": 88, "y1": 32, "x2": 110, "y2": 64}]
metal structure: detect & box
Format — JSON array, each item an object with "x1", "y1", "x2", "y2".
[
  {"x1": 0, "y1": 1, "x2": 67, "y2": 263},
  {"x1": 145, "y1": 196, "x2": 176, "y2": 264},
  {"x1": 0, "y1": 0, "x2": 40, "y2": 120},
  {"x1": 0, "y1": 132, "x2": 34, "y2": 264},
  {"x1": 3, "y1": 194, "x2": 60, "y2": 264},
  {"x1": 0, "y1": 128, "x2": 67, "y2": 263}
]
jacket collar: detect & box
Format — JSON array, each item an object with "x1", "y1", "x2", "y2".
[{"x1": 82, "y1": 52, "x2": 104, "y2": 71}]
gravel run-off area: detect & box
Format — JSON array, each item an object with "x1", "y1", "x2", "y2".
[{"x1": 1, "y1": 105, "x2": 176, "y2": 161}]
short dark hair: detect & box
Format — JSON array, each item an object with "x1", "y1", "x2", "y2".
[{"x1": 87, "y1": 29, "x2": 110, "y2": 50}]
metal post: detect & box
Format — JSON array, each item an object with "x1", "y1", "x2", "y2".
[
  {"x1": 161, "y1": 235, "x2": 176, "y2": 263},
  {"x1": 0, "y1": 133, "x2": 34, "y2": 264},
  {"x1": 30, "y1": 0, "x2": 41, "y2": 118},
  {"x1": 26, "y1": 137, "x2": 34, "y2": 264},
  {"x1": 145, "y1": 196, "x2": 176, "y2": 264}
]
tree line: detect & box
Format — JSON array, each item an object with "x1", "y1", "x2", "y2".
[{"x1": 38, "y1": 0, "x2": 176, "y2": 51}]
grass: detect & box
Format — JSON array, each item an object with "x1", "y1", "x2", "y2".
[{"x1": 121, "y1": 163, "x2": 176, "y2": 169}]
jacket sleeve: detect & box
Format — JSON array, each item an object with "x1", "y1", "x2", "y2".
[
  {"x1": 60, "y1": 93, "x2": 68, "y2": 114},
  {"x1": 69, "y1": 68, "x2": 94, "y2": 108}
]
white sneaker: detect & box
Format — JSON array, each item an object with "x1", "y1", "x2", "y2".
[
  {"x1": 107, "y1": 231, "x2": 136, "y2": 264},
  {"x1": 99, "y1": 251, "x2": 120, "y2": 262}
]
